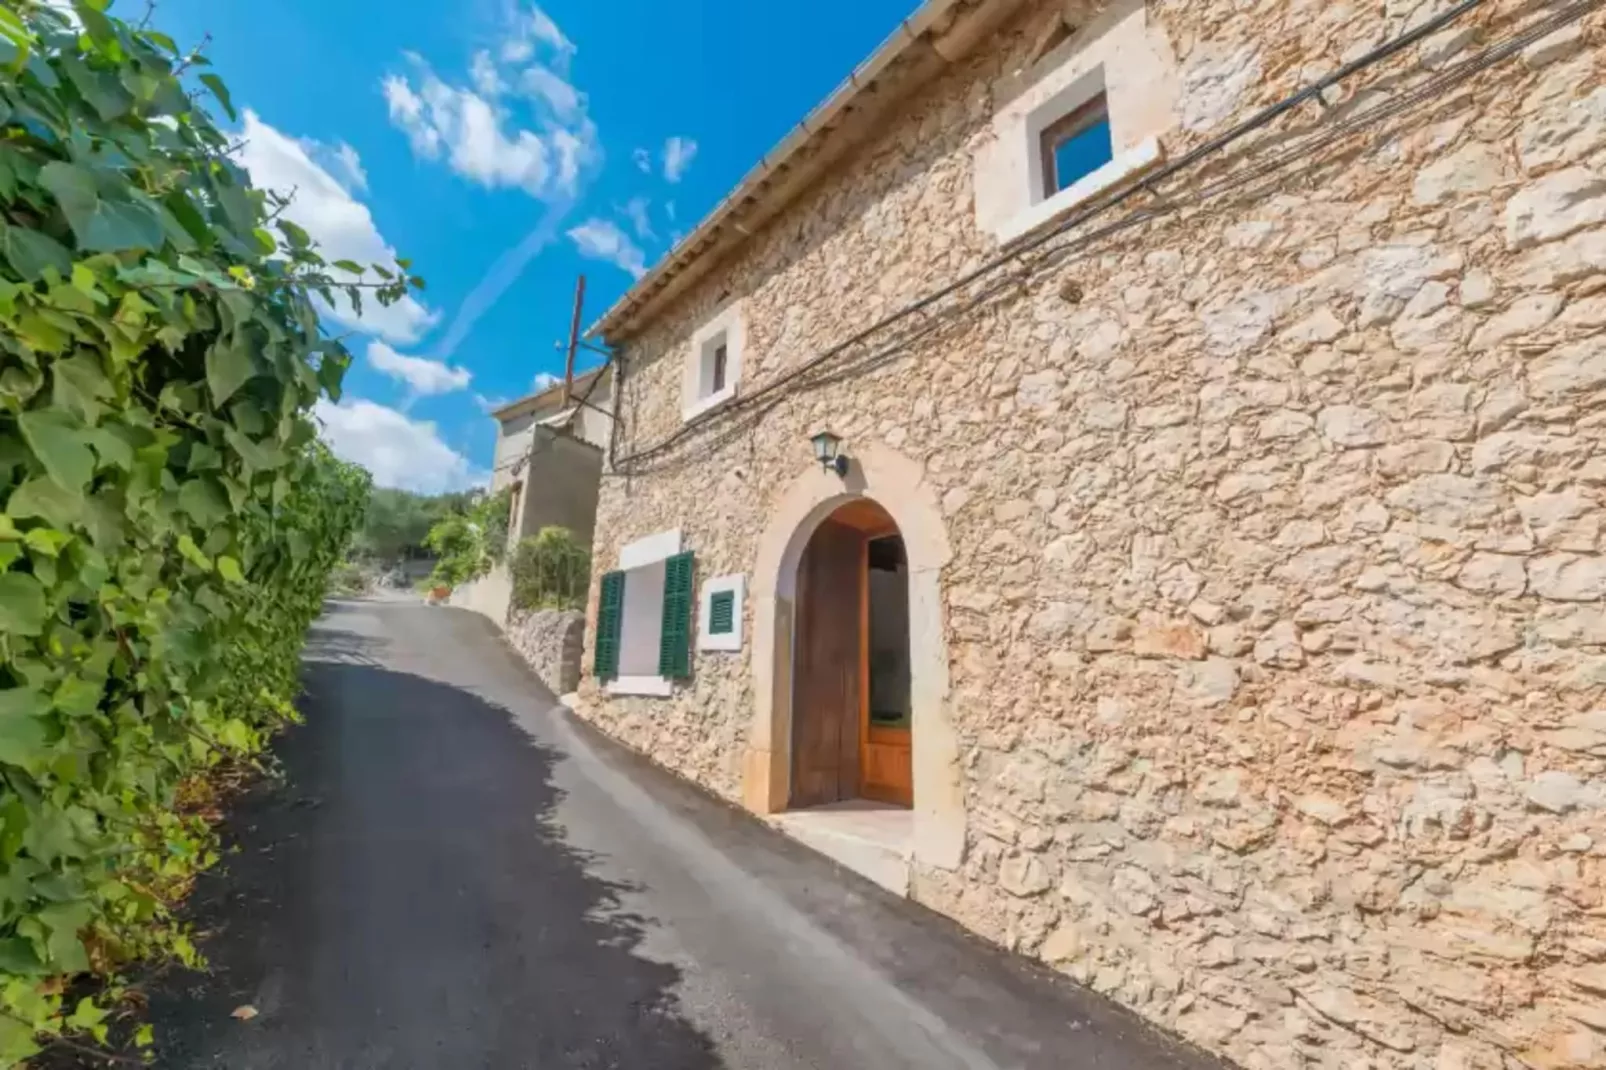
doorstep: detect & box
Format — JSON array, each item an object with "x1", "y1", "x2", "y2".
[{"x1": 769, "y1": 801, "x2": 914, "y2": 896}]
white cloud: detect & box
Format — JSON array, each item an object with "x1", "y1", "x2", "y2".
[
  {"x1": 367, "y1": 341, "x2": 472, "y2": 396},
  {"x1": 518, "y1": 65, "x2": 583, "y2": 119},
  {"x1": 475, "y1": 393, "x2": 512, "y2": 413},
  {"x1": 469, "y1": 50, "x2": 505, "y2": 97},
  {"x1": 314, "y1": 398, "x2": 488, "y2": 493},
  {"x1": 431, "y1": 199, "x2": 570, "y2": 362},
  {"x1": 330, "y1": 142, "x2": 368, "y2": 191},
  {"x1": 503, "y1": 4, "x2": 575, "y2": 69},
  {"x1": 532, "y1": 372, "x2": 561, "y2": 392},
  {"x1": 632, "y1": 148, "x2": 652, "y2": 174},
  {"x1": 621, "y1": 196, "x2": 653, "y2": 241},
  {"x1": 663, "y1": 136, "x2": 697, "y2": 183},
  {"x1": 567, "y1": 218, "x2": 646, "y2": 279},
  {"x1": 386, "y1": 5, "x2": 596, "y2": 202},
  {"x1": 237, "y1": 111, "x2": 438, "y2": 344}
]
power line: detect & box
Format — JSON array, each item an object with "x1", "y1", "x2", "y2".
[{"x1": 611, "y1": 0, "x2": 1591, "y2": 475}]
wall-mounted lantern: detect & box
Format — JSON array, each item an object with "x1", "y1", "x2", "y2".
[{"x1": 810, "y1": 431, "x2": 849, "y2": 477}]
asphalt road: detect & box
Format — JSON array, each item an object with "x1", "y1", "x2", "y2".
[{"x1": 145, "y1": 598, "x2": 1226, "y2": 1070}]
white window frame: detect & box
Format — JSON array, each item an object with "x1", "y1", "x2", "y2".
[
  {"x1": 973, "y1": 2, "x2": 1173, "y2": 246},
  {"x1": 606, "y1": 528, "x2": 683, "y2": 697},
  {"x1": 698, "y1": 574, "x2": 745, "y2": 653},
  {"x1": 682, "y1": 304, "x2": 745, "y2": 422},
  {"x1": 1002, "y1": 67, "x2": 1161, "y2": 245}
]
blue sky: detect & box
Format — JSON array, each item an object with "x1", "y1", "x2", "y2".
[{"x1": 148, "y1": 0, "x2": 918, "y2": 492}]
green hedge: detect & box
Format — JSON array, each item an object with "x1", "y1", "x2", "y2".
[{"x1": 0, "y1": 2, "x2": 408, "y2": 1061}]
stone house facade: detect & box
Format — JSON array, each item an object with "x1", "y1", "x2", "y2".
[
  {"x1": 450, "y1": 367, "x2": 611, "y2": 626},
  {"x1": 579, "y1": 1, "x2": 1606, "y2": 1067}
]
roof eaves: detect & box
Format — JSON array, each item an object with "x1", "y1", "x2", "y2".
[{"x1": 589, "y1": 0, "x2": 1018, "y2": 345}]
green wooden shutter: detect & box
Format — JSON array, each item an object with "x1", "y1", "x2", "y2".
[
  {"x1": 709, "y1": 590, "x2": 736, "y2": 636},
  {"x1": 658, "y1": 551, "x2": 694, "y2": 679},
  {"x1": 593, "y1": 570, "x2": 625, "y2": 680}
]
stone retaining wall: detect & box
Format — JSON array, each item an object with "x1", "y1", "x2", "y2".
[
  {"x1": 507, "y1": 609, "x2": 585, "y2": 696},
  {"x1": 583, "y1": 1, "x2": 1606, "y2": 1067}
]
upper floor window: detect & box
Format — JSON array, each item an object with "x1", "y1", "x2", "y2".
[
  {"x1": 683, "y1": 303, "x2": 745, "y2": 422},
  {"x1": 971, "y1": 3, "x2": 1176, "y2": 246},
  {"x1": 1041, "y1": 92, "x2": 1114, "y2": 196}
]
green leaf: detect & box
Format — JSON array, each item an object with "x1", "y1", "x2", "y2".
[
  {"x1": 0, "y1": 224, "x2": 72, "y2": 282},
  {"x1": 206, "y1": 336, "x2": 255, "y2": 406},
  {"x1": 0, "y1": 937, "x2": 46, "y2": 976},
  {"x1": 38, "y1": 162, "x2": 167, "y2": 254},
  {"x1": 6, "y1": 476, "x2": 82, "y2": 526},
  {"x1": 16, "y1": 408, "x2": 94, "y2": 491},
  {"x1": 216, "y1": 555, "x2": 243, "y2": 583},
  {"x1": 176, "y1": 533, "x2": 212, "y2": 571},
  {"x1": 224, "y1": 427, "x2": 287, "y2": 471},
  {"x1": 199, "y1": 72, "x2": 236, "y2": 120},
  {"x1": 0, "y1": 572, "x2": 48, "y2": 636},
  {"x1": 178, "y1": 476, "x2": 228, "y2": 525},
  {"x1": 66, "y1": 997, "x2": 107, "y2": 1033},
  {"x1": 51, "y1": 352, "x2": 114, "y2": 423},
  {"x1": 18, "y1": 409, "x2": 96, "y2": 490}
]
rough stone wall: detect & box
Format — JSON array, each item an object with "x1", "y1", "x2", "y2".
[
  {"x1": 582, "y1": 1, "x2": 1606, "y2": 1067},
  {"x1": 507, "y1": 609, "x2": 585, "y2": 695}
]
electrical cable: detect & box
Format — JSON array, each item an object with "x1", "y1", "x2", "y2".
[
  {"x1": 611, "y1": 0, "x2": 1594, "y2": 479},
  {"x1": 609, "y1": 0, "x2": 1514, "y2": 472}
]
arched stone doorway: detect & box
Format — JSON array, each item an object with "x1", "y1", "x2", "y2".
[
  {"x1": 746, "y1": 443, "x2": 965, "y2": 877},
  {"x1": 790, "y1": 498, "x2": 913, "y2": 810}
]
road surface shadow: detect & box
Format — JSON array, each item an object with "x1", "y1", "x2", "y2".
[{"x1": 142, "y1": 639, "x2": 724, "y2": 1069}]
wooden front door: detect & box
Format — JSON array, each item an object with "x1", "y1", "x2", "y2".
[
  {"x1": 791, "y1": 519, "x2": 862, "y2": 808},
  {"x1": 791, "y1": 503, "x2": 914, "y2": 811}
]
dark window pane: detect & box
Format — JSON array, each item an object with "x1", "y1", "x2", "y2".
[
  {"x1": 712, "y1": 343, "x2": 727, "y2": 393},
  {"x1": 1049, "y1": 115, "x2": 1114, "y2": 193}
]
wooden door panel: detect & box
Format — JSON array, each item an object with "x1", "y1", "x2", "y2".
[
  {"x1": 791, "y1": 520, "x2": 863, "y2": 808},
  {"x1": 861, "y1": 738, "x2": 912, "y2": 807}
]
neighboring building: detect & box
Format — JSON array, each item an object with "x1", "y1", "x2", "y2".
[
  {"x1": 578, "y1": 2, "x2": 1606, "y2": 1068},
  {"x1": 451, "y1": 367, "x2": 613, "y2": 624}
]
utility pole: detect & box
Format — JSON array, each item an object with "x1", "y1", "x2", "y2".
[{"x1": 562, "y1": 274, "x2": 586, "y2": 407}]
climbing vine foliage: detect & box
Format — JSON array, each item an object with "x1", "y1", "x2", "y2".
[{"x1": 0, "y1": 1, "x2": 411, "y2": 1062}]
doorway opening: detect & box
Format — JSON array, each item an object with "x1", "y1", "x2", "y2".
[{"x1": 790, "y1": 498, "x2": 913, "y2": 811}]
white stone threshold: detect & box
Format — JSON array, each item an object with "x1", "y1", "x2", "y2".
[{"x1": 769, "y1": 801, "x2": 914, "y2": 896}]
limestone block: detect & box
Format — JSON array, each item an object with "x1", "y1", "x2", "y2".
[
  {"x1": 1177, "y1": 658, "x2": 1239, "y2": 708},
  {"x1": 1456, "y1": 553, "x2": 1527, "y2": 596},
  {"x1": 1518, "y1": 86, "x2": 1606, "y2": 172},
  {"x1": 1521, "y1": 22, "x2": 1586, "y2": 68},
  {"x1": 1529, "y1": 554, "x2": 1606, "y2": 601},
  {"x1": 1318, "y1": 405, "x2": 1388, "y2": 448},
  {"x1": 1180, "y1": 45, "x2": 1261, "y2": 132},
  {"x1": 1000, "y1": 852, "x2": 1054, "y2": 897},
  {"x1": 1254, "y1": 621, "x2": 1304, "y2": 669},
  {"x1": 1468, "y1": 293, "x2": 1561, "y2": 350},
  {"x1": 1412, "y1": 142, "x2": 1510, "y2": 206},
  {"x1": 1526, "y1": 771, "x2": 1603, "y2": 814},
  {"x1": 1386, "y1": 475, "x2": 1504, "y2": 528},
  {"x1": 1529, "y1": 337, "x2": 1606, "y2": 397},
  {"x1": 1133, "y1": 621, "x2": 1207, "y2": 660},
  {"x1": 1505, "y1": 167, "x2": 1606, "y2": 249}
]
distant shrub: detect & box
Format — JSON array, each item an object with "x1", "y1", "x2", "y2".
[{"x1": 510, "y1": 527, "x2": 590, "y2": 612}]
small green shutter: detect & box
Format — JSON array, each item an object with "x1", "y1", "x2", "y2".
[
  {"x1": 593, "y1": 570, "x2": 625, "y2": 680},
  {"x1": 709, "y1": 591, "x2": 736, "y2": 636},
  {"x1": 658, "y1": 551, "x2": 694, "y2": 679}
]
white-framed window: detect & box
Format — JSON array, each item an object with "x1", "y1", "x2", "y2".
[
  {"x1": 594, "y1": 529, "x2": 695, "y2": 697},
  {"x1": 698, "y1": 575, "x2": 745, "y2": 653},
  {"x1": 973, "y1": 3, "x2": 1174, "y2": 245},
  {"x1": 683, "y1": 304, "x2": 745, "y2": 422}
]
